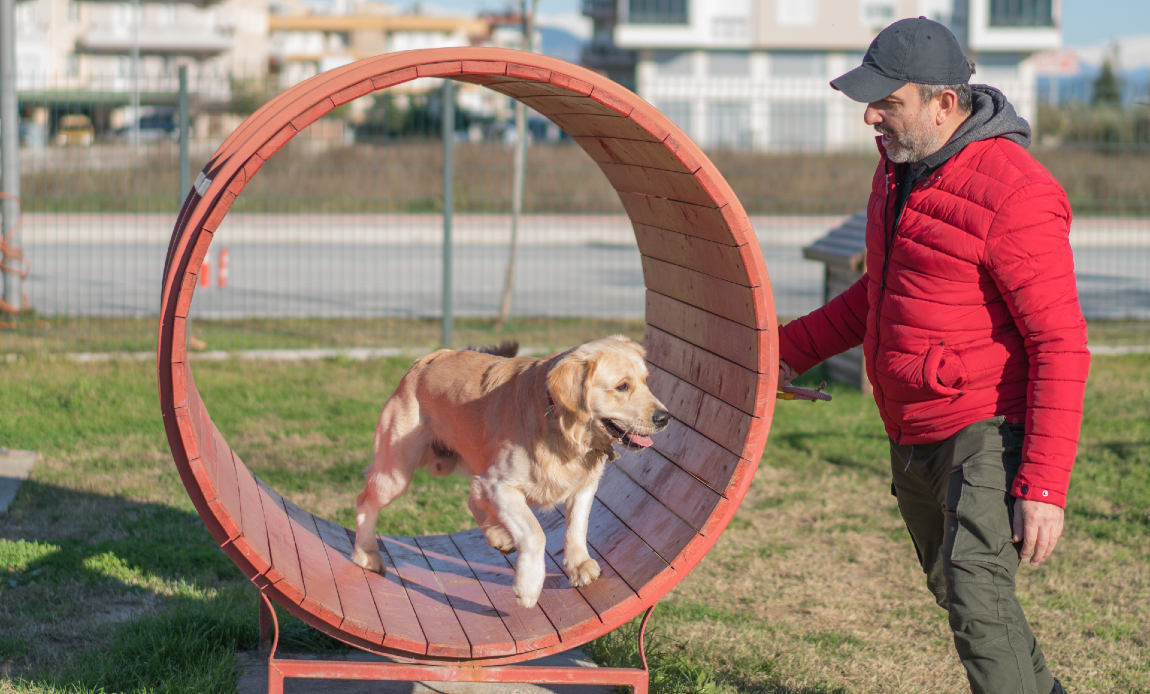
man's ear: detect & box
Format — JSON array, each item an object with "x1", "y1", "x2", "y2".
[
  {"x1": 936, "y1": 89, "x2": 957, "y2": 124},
  {"x1": 548, "y1": 354, "x2": 591, "y2": 423}
]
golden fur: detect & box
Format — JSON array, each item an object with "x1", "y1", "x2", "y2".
[{"x1": 351, "y1": 335, "x2": 670, "y2": 608}]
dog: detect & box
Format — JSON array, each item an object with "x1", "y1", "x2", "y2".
[{"x1": 350, "y1": 335, "x2": 671, "y2": 609}]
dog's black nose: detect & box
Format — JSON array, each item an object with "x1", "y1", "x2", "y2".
[{"x1": 651, "y1": 410, "x2": 671, "y2": 428}]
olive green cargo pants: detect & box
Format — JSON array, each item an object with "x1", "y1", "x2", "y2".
[{"x1": 890, "y1": 416, "x2": 1054, "y2": 694}]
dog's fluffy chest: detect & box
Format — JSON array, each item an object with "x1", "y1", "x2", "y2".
[{"x1": 514, "y1": 447, "x2": 605, "y2": 509}]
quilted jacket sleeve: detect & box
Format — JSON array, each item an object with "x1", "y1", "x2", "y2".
[
  {"x1": 984, "y1": 178, "x2": 1090, "y2": 508},
  {"x1": 778, "y1": 273, "x2": 870, "y2": 375}
]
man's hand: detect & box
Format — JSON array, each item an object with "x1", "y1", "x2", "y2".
[
  {"x1": 779, "y1": 359, "x2": 796, "y2": 389},
  {"x1": 1012, "y1": 497, "x2": 1065, "y2": 567}
]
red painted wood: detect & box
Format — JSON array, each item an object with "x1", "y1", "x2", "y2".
[
  {"x1": 229, "y1": 452, "x2": 273, "y2": 578},
  {"x1": 281, "y1": 498, "x2": 346, "y2": 630},
  {"x1": 448, "y1": 529, "x2": 561, "y2": 653},
  {"x1": 594, "y1": 465, "x2": 696, "y2": 567},
  {"x1": 534, "y1": 511, "x2": 632, "y2": 629},
  {"x1": 414, "y1": 534, "x2": 517, "y2": 658},
  {"x1": 309, "y1": 516, "x2": 388, "y2": 645},
  {"x1": 157, "y1": 47, "x2": 778, "y2": 666},
  {"x1": 339, "y1": 527, "x2": 429, "y2": 655},
  {"x1": 645, "y1": 291, "x2": 763, "y2": 373},
  {"x1": 634, "y1": 224, "x2": 754, "y2": 286},
  {"x1": 516, "y1": 95, "x2": 620, "y2": 117},
  {"x1": 509, "y1": 515, "x2": 603, "y2": 641},
  {"x1": 649, "y1": 418, "x2": 741, "y2": 495},
  {"x1": 613, "y1": 446, "x2": 726, "y2": 532},
  {"x1": 644, "y1": 325, "x2": 765, "y2": 416},
  {"x1": 207, "y1": 421, "x2": 242, "y2": 541},
  {"x1": 641, "y1": 256, "x2": 760, "y2": 329},
  {"x1": 380, "y1": 536, "x2": 472, "y2": 658}
]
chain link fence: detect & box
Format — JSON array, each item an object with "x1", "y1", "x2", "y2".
[{"x1": 1, "y1": 71, "x2": 1147, "y2": 356}]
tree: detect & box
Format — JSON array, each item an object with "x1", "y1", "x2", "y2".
[
  {"x1": 1092, "y1": 58, "x2": 1124, "y2": 107},
  {"x1": 496, "y1": 0, "x2": 541, "y2": 328}
]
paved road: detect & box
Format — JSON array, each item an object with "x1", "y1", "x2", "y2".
[{"x1": 20, "y1": 241, "x2": 1150, "y2": 321}]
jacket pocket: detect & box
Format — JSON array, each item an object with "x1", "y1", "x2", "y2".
[{"x1": 922, "y1": 341, "x2": 966, "y2": 396}]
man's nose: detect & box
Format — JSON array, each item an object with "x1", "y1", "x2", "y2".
[{"x1": 864, "y1": 105, "x2": 883, "y2": 126}]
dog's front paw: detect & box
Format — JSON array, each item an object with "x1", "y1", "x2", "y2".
[
  {"x1": 514, "y1": 583, "x2": 541, "y2": 609},
  {"x1": 351, "y1": 547, "x2": 385, "y2": 575},
  {"x1": 566, "y1": 557, "x2": 601, "y2": 587}
]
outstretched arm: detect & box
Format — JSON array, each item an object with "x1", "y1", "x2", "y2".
[{"x1": 779, "y1": 274, "x2": 870, "y2": 376}]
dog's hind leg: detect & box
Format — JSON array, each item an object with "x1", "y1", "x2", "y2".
[
  {"x1": 352, "y1": 402, "x2": 427, "y2": 574},
  {"x1": 469, "y1": 479, "x2": 516, "y2": 555}
]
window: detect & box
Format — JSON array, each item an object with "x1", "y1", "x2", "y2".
[
  {"x1": 776, "y1": 0, "x2": 816, "y2": 26},
  {"x1": 658, "y1": 101, "x2": 693, "y2": 136},
  {"x1": 709, "y1": 51, "x2": 750, "y2": 77},
  {"x1": 653, "y1": 51, "x2": 693, "y2": 77},
  {"x1": 628, "y1": 0, "x2": 687, "y2": 24},
  {"x1": 859, "y1": 0, "x2": 897, "y2": 28},
  {"x1": 989, "y1": 0, "x2": 1054, "y2": 27},
  {"x1": 770, "y1": 102, "x2": 826, "y2": 150},
  {"x1": 708, "y1": 102, "x2": 751, "y2": 150},
  {"x1": 770, "y1": 52, "x2": 826, "y2": 78}
]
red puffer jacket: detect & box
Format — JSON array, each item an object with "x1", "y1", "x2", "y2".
[{"x1": 779, "y1": 137, "x2": 1090, "y2": 507}]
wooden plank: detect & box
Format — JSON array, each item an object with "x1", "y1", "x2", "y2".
[
  {"x1": 254, "y1": 478, "x2": 307, "y2": 605},
  {"x1": 508, "y1": 513, "x2": 602, "y2": 640},
  {"x1": 484, "y1": 79, "x2": 577, "y2": 99},
  {"x1": 594, "y1": 465, "x2": 696, "y2": 565},
  {"x1": 207, "y1": 421, "x2": 242, "y2": 541},
  {"x1": 649, "y1": 418, "x2": 742, "y2": 495},
  {"x1": 598, "y1": 163, "x2": 715, "y2": 208},
  {"x1": 614, "y1": 446, "x2": 728, "y2": 531},
  {"x1": 645, "y1": 291, "x2": 762, "y2": 373},
  {"x1": 545, "y1": 113, "x2": 659, "y2": 141},
  {"x1": 340, "y1": 528, "x2": 429, "y2": 655},
  {"x1": 282, "y1": 498, "x2": 346, "y2": 630},
  {"x1": 581, "y1": 498, "x2": 668, "y2": 597},
  {"x1": 647, "y1": 364, "x2": 703, "y2": 429},
  {"x1": 644, "y1": 325, "x2": 763, "y2": 416},
  {"x1": 642, "y1": 256, "x2": 760, "y2": 329},
  {"x1": 312, "y1": 515, "x2": 387, "y2": 645},
  {"x1": 536, "y1": 511, "x2": 634, "y2": 627},
  {"x1": 229, "y1": 453, "x2": 273, "y2": 578},
  {"x1": 380, "y1": 536, "x2": 472, "y2": 658},
  {"x1": 634, "y1": 223, "x2": 754, "y2": 287},
  {"x1": 517, "y1": 94, "x2": 620, "y2": 117},
  {"x1": 573, "y1": 137, "x2": 691, "y2": 174},
  {"x1": 415, "y1": 535, "x2": 517, "y2": 658},
  {"x1": 449, "y1": 529, "x2": 561, "y2": 653},
  {"x1": 617, "y1": 191, "x2": 738, "y2": 246},
  {"x1": 695, "y1": 392, "x2": 757, "y2": 461}
]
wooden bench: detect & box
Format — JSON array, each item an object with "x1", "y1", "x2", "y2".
[{"x1": 157, "y1": 47, "x2": 779, "y2": 694}]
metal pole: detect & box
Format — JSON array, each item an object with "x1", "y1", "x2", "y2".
[
  {"x1": 178, "y1": 65, "x2": 189, "y2": 199},
  {"x1": 441, "y1": 79, "x2": 454, "y2": 348},
  {"x1": 1, "y1": 0, "x2": 22, "y2": 312},
  {"x1": 131, "y1": 0, "x2": 140, "y2": 147}
]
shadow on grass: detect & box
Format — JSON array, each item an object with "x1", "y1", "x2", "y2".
[{"x1": 1, "y1": 483, "x2": 347, "y2": 694}]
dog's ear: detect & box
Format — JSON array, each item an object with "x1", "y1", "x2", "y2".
[{"x1": 547, "y1": 353, "x2": 592, "y2": 423}]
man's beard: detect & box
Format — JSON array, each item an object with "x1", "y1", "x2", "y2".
[{"x1": 876, "y1": 106, "x2": 944, "y2": 164}]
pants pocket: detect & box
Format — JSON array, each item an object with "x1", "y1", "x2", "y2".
[{"x1": 944, "y1": 422, "x2": 1024, "y2": 570}]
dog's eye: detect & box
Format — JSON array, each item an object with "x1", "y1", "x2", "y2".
[{"x1": 615, "y1": 382, "x2": 629, "y2": 392}]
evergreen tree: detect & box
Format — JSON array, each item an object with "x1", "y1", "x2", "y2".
[{"x1": 1092, "y1": 59, "x2": 1124, "y2": 107}]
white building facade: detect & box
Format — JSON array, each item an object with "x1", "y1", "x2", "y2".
[{"x1": 614, "y1": 0, "x2": 1060, "y2": 150}]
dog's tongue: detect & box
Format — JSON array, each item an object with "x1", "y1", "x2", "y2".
[{"x1": 623, "y1": 432, "x2": 654, "y2": 448}]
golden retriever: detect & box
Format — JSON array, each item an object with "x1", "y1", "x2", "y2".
[{"x1": 351, "y1": 335, "x2": 670, "y2": 609}]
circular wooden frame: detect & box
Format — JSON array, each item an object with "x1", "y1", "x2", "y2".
[{"x1": 159, "y1": 47, "x2": 779, "y2": 665}]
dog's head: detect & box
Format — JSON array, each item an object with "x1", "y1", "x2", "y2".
[{"x1": 546, "y1": 335, "x2": 671, "y2": 450}]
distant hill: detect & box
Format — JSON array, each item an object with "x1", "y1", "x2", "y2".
[{"x1": 538, "y1": 26, "x2": 586, "y2": 65}]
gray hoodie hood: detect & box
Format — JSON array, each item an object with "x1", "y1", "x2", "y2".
[{"x1": 914, "y1": 85, "x2": 1031, "y2": 172}]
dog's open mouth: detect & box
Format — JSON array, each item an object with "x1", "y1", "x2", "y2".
[{"x1": 601, "y1": 419, "x2": 654, "y2": 450}]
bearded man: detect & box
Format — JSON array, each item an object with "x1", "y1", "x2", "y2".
[{"x1": 777, "y1": 18, "x2": 1089, "y2": 694}]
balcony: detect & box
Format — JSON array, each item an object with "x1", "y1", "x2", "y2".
[
  {"x1": 989, "y1": 0, "x2": 1054, "y2": 27},
  {"x1": 624, "y1": 0, "x2": 687, "y2": 25},
  {"x1": 76, "y1": 23, "x2": 233, "y2": 60},
  {"x1": 582, "y1": 0, "x2": 617, "y2": 20},
  {"x1": 967, "y1": 0, "x2": 1060, "y2": 51}
]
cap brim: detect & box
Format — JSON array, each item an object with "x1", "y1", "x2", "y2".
[{"x1": 830, "y1": 65, "x2": 907, "y2": 103}]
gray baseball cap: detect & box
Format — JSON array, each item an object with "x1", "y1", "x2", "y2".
[{"x1": 831, "y1": 17, "x2": 971, "y2": 103}]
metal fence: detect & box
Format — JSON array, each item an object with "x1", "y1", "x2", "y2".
[{"x1": 1, "y1": 71, "x2": 1148, "y2": 357}]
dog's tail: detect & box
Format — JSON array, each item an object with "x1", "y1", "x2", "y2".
[{"x1": 465, "y1": 340, "x2": 519, "y2": 358}]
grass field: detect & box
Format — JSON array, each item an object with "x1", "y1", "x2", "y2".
[{"x1": 0, "y1": 354, "x2": 1147, "y2": 693}]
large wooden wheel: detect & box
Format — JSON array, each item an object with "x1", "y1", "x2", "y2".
[{"x1": 158, "y1": 47, "x2": 778, "y2": 666}]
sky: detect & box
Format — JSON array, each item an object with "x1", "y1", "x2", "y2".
[{"x1": 399, "y1": 0, "x2": 1150, "y2": 48}]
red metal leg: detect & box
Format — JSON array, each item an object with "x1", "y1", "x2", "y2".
[{"x1": 258, "y1": 590, "x2": 276, "y2": 655}]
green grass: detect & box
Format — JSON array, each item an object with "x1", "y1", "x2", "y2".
[{"x1": 1, "y1": 354, "x2": 1148, "y2": 693}]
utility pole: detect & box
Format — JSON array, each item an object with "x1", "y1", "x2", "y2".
[
  {"x1": 178, "y1": 65, "x2": 189, "y2": 200},
  {"x1": 441, "y1": 79, "x2": 455, "y2": 347},
  {"x1": 1, "y1": 0, "x2": 24, "y2": 313},
  {"x1": 131, "y1": 0, "x2": 140, "y2": 146}
]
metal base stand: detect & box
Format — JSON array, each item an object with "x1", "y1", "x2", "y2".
[{"x1": 259, "y1": 591, "x2": 653, "y2": 694}]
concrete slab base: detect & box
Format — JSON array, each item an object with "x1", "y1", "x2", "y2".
[
  {"x1": 0, "y1": 449, "x2": 37, "y2": 513},
  {"x1": 237, "y1": 649, "x2": 614, "y2": 694}
]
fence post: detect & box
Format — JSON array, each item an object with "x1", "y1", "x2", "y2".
[
  {"x1": 441, "y1": 79, "x2": 454, "y2": 348},
  {"x1": 178, "y1": 65, "x2": 190, "y2": 200},
  {"x1": 0, "y1": 0, "x2": 22, "y2": 313}
]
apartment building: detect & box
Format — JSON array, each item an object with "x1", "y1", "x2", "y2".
[{"x1": 609, "y1": 0, "x2": 1060, "y2": 150}]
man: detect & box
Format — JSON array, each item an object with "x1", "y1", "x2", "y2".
[{"x1": 776, "y1": 17, "x2": 1089, "y2": 694}]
